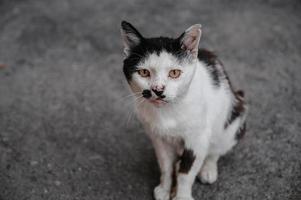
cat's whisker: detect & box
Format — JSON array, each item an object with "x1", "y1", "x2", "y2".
[
  {"x1": 130, "y1": 52, "x2": 144, "y2": 59},
  {"x1": 125, "y1": 95, "x2": 144, "y2": 127},
  {"x1": 126, "y1": 109, "x2": 134, "y2": 127},
  {"x1": 118, "y1": 93, "x2": 143, "y2": 108},
  {"x1": 118, "y1": 92, "x2": 141, "y2": 101},
  {"x1": 121, "y1": 91, "x2": 141, "y2": 97}
]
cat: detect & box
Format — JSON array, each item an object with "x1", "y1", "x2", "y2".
[{"x1": 120, "y1": 21, "x2": 248, "y2": 200}]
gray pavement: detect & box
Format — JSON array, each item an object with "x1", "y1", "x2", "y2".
[{"x1": 0, "y1": 0, "x2": 300, "y2": 199}]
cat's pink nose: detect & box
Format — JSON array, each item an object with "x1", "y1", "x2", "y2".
[
  {"x1": 151, "y1": 85, "x2": 165, "y2": 92},
  {"x1": 151, "y1": 85, "x2": 166, "y2": 98}
]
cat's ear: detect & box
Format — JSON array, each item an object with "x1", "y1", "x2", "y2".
[
  {"x1": 121, "y1": 21, "x2": 143, "y2": 57},
  {"x1": 179, "y1": 24, "x2": 202, "y2": 59}
]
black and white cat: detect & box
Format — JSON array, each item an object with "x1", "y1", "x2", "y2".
[{"x1": 120, "y1": 21, "x2": 248, "y2": 200}]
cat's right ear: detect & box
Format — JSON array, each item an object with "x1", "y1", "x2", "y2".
[
  {"x1": 178, "y1": 24, "x2": 202, "y2": 59},
  {"x1": 121, "y1": 21, "x2": 143, "y2": 57}
]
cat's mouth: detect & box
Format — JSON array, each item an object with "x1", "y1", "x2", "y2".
[{"x1": 149, "y1": 98, "x2": 168, "y2": 106}]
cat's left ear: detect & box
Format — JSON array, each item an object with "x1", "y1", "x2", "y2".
[
  {"x1": 179, "y1": 24, "x2": 202, "y2": 59},
  {"x1": 121, "y1": 21, "x2": 143, "y2": 57}
]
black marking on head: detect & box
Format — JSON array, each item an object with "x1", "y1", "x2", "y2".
[
  {"x1": 122, "y1": 27, "x2": 187, "y2": 81},
  {"x1": 123, "y1": 56, "x2": 140, "y2": 81},
  {"x1": 123, "y1": 37, "x2": 186, "y2": 80},
  {"x1": 197, "y1": 49, "x2": 222, "y2": 87},
  {"x1": 179, "y1": 149, "x2": 196, "y2": 174},
  {"x1": 142, "y1": 89, "x2": 152, "y2": 99}
]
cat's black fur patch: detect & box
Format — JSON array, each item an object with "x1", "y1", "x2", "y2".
[
  {"x1": 142, "y1": 89, "x2": 152, "y2": 98},
  {"x1": 225, "y1": 90, "x2": 247, "y2": 140},
  {"x1": 179, "y1": 149, "x2": 196, "y2": 174},
  {"x1": 236, "y1": 122, "x2": 246, "y2": 140},
  {"x1": 123, "y1": 36, "x2": 184, "y2": 81},
  {"x1": 198, "y1": 49, "x2": 221, "y2": 87},
  {"x1": 228, "y1": 90, "x2": 246, "y2": 125}
]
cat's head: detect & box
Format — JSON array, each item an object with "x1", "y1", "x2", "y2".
[{"x1": 121, "y1": 21, "x2": 202, "y2": 106}]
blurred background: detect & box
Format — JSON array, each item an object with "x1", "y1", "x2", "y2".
[{"x1": 0, "y1": 0, "x2": 300, "y2": 199}]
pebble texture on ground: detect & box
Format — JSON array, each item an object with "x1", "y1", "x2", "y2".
[{"x1": 0, "y1": 0, "x2": 300, "y2": 199}]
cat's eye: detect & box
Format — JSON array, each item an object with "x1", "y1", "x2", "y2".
[
  {"x1": 137, "y1": 69, "x2": 150, "y2": 77},
  {"x1": 168, "y1": 69, "x2": 182, "y2": 79}
]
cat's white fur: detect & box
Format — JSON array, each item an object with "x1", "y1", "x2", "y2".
[{"x1": 122, "y1": 23, "x2": 247, "y2": 200}]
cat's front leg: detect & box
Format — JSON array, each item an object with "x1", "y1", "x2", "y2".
[
  {"x1": 173, "y1": 132, "x2": 210, "y2": 200},
  {"x1": 147, "y1": 132, "x2": 177, "y2": 200}
]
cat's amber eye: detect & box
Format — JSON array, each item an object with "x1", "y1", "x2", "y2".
[
  {"x1": 137, "y1": 69, "x2": 150, "y2": 77},
  {"x1": 168, "y1": 69, "x2": 182, "y2": 79}
]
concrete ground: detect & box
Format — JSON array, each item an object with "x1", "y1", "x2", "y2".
[{"x1": 0, "y1": 0, "x2": 300, "y2": 199}]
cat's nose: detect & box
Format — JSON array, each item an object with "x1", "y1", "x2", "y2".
[
  {"x1": 152, "y1": 89, "x2": 163, "y2": 96},
  {"x1": 151, "y1": 85, "x2": 165, "y2": 92},
  {"x1": 151, "y1": 85, "x2": 165, "y2": 98},
  {"x1": 152, "y1": 89, "x2": 166, "y2": 98}
]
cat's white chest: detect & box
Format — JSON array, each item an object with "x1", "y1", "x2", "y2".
[
  {"x1": 136, "y1": 101, "x2": 203, "y2": 137},
  {"x1": 137, "y1": 107, "x2": 178, "y2": 134},
  {"x1": 151, "y1": 112, "x2": 179, "y2": 133}
]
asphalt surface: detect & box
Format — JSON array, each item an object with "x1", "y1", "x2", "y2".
[{"x1": 0, "y1": 0, "x2": 301, "y2": 200}]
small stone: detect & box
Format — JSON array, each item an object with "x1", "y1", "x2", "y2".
[
  {"x1": 88, "y1": 155, "x2": 103, "y2": 160},
  {"x1": 0, "y1": 64, "x2": 7, "y2": 69},
  {"x1": 54, "y1": 180, "x2": 61, "y2": 186},
  {"x1": 30, "y1": 160, "x2": 38, "y2": 166}
]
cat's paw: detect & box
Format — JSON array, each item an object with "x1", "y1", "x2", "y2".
[
  {"x1": 153, "y1": 185, "x2": 170, "y2": 200},
  {"x1": 198, "y1": 164, "x2": 218, "y2": 184},
  {"x1": 172, "y1": 196, "x2": 194, "y2": 200}
]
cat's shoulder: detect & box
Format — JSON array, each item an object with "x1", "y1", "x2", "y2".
[
  {"x1": 197, "y1": 48, "x2": 219, "y2": 67},
  {"x1": 197, "y1": 48, "x2": 226, "y2": 87}
]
